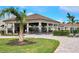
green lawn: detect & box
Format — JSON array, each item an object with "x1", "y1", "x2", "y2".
[{"x1": 0, "y1": 38, "x2": 59, "y2": 53}]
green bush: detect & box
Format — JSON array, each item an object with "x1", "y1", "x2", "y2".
[
  {"x1": 72, "y1": 30, "x2": 79, "y2": 35},
  {"x1": 0, "y1": 30, "x2": 5, "y2": 35},
  {"x1": 53, "y1": 30, "x2": 70, "y2": 36}
]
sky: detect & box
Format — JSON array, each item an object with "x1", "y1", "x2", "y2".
[{"x1": 0, "y1": 6, "x2": 79, "y2": 22}]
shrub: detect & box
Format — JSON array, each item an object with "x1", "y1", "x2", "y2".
[
  {"x1": 0, "y1": 30, "x2": 5, "y2": 35},
  {"x1": 72, "y1": 30, "x2": 79, "y2": 35},
  {"x1": 53, "y1": 30, "x2": 70, "y2": 36}
]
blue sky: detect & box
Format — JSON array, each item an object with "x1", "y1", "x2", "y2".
[{"x1": 0, "y1": 6, "x2": 79, "y2": 22}]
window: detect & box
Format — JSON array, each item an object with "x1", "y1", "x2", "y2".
[
  {"x1": 70, "y1": 27, "x2": 74, "y2": 31},
  {"x1": 65, "y1": 27, "x2": 67, "y2": 30},
  {"x1": 54, "y1": 24, "x2": 58, "y2": 26}
]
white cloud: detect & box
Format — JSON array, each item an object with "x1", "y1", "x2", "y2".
[
  {"x1": 57, "y1": 18, "x2": 65, "y2": 22},
  {"x1": 27, "y1": 12, "x2": 34, "y2": 16},
  {"x1": 60, "y1": 6, "x2": 79, "y2": 13}
]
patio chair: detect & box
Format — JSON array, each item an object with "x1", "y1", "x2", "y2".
[
  {"x1": 68, "y1": 33, "x2": 74, "y2": 37},
  {"x1": 75, "y1": 33, "x2": 79, "y2": 37}
]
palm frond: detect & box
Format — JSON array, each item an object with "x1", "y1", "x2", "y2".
[
  {"x1": 67, "y1": 12, "x2": 76, "y2": 24},
  {"x1": 67, "y1": 12, "x2": 71, "y2": 18},
  {"x1": 20, "y1": 9, "x2": 27, "y2": 24}
]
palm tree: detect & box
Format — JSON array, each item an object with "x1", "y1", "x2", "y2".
[
  {"x1": 67, "y1": 13, "x2": 75, "y2": 24},
  {"x1": 0, "y1": 7, "x2": 27, "y2": 43},
  {"x1": 67, "y1": 12, "x2": 75, "y2": 34}
]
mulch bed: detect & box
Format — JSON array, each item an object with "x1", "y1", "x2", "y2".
[{"x1": 6, "y1": 39, "x2": 36, "y2": 46}]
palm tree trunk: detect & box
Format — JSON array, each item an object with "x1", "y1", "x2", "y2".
[
  {"x1": 72, "y1": 23, "x2": 75, "y2": 35},
  {"x1": 19, "y1": 23, "x2": 24, "y2": 42}
]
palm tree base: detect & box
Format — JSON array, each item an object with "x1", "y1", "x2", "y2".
[
  {"x1": 7, "y1": 39, "x2": 36, "y2": 46},
  {"x1": 18, "y1": 41, "x2": 26, "y2": 45}
]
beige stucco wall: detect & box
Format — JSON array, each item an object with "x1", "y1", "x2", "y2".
[{"x1": 59, "y1": 26, "x2": 79, "y2": 31}]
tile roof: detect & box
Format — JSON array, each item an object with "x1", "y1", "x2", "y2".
[
  {"x1": 59, "y1": 23, "x2": 79, "y2": 27},
  {"x1": 3, "y1": 14, "x2": 60, "y2": 23},
  {"x1": 27, "y1": 14, "x2": 60, "y2": 23}
]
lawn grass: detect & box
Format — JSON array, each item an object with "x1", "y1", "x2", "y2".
[{"x1": 0, "y1": 38, "x2": 59, "y2": 53}]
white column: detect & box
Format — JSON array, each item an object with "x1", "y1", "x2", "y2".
[
  {"x1": 5, "y1": 24, "x2": 8, "y2": 34},
  {"x1": 47, "y1": 23, "x2": 49, "y2": 32},
  {"x1": 27, "y1": 23, "x2": 29, "y2": 33},
  {"x1": 38, "y1": 22, "x2": 42, "y2": 32},
  {"x1": 12, "y1": 23, "x2": 15, "y2": 34}
]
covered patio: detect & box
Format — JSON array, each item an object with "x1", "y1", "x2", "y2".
[{"x1": 6, "y1": 22, "x2": 53, "y2": 34}]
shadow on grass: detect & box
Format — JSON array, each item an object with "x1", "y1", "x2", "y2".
[{"x1": 6, "y1": 39, "x2": 36, "y2": 46}]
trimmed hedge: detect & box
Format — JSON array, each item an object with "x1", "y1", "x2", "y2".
[
  {"x1": 73, "y1": 30, "x2": 79, "y2": 34},
  {"x1": 53, "y1": 30, "x2": 70, "y2": 36},
  {"x1": 71, "y1": 30, "x2": 79, "y2": 35},
  {"x1": 0, "y1": 30, "x2": 5, "y2": 35}
]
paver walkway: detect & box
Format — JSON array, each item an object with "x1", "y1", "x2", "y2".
[{"x1": 0, "y1": 34, "x2": 79, "y2": 53}]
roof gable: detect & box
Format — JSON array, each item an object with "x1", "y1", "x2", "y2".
[
  {"x1": 28, "y1": 14, "x2": 60, "y2": 23},
  {"x1": 3, "y1": 14, "x2": 60, "y2": 23}
]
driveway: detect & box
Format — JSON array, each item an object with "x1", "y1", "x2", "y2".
[{"x1": 0, "y1": 34, "x2": 79, "y2": 53}]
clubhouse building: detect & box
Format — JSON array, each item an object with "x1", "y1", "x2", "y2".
[{"x1": 3, "y1": 14, "x2": 60, "y2": 34}]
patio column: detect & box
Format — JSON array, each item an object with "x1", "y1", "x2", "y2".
[
  {"x1": 27, "y1": 23, "x2": 29, "y2": 33},
  {"x1": 5, "y1": 24, "x2": 8, "y2": 34},
  {"x1": 38, "y1": 22, "x2": 42, "y2": 32},
  {"x1": 12, "y1": 23, "x2": 15, "y2": 34},
  {"x1": 47, "y1": 23, "x2": 49, "y2": 32}
]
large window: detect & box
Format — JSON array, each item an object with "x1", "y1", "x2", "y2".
[
  {"x1": 70, "y1": 27, "x2": 75, "y2": 31},
  {"x1": 54, "y1": 24, "x2": 58, "y2": 26}
]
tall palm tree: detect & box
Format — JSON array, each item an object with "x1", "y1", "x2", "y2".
[
  {"x1": 0, "y1": 7, "x2": 27, "y2": 43},
  {"x1": 67, "y1": 12, "x2": 75, "y2": 33},
  {"x1": 67, "y1": 13, "x2": 75, "y2": 24}
]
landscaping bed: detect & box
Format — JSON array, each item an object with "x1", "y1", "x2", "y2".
[
  {"x1": 0, "y1": 38, "x2": 59, "y2": 53},
  {"x1": 53, "y1": 30, "x2": 70, "y2": 36}
]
